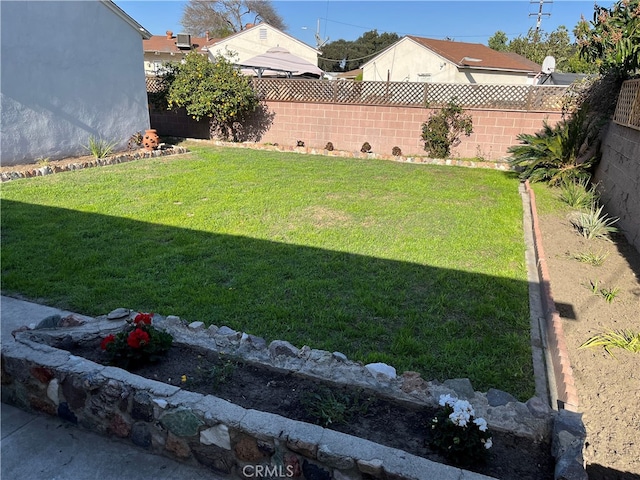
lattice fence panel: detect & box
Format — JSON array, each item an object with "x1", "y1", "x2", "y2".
[
  {"x1": 614, "y1": 79, "x2": 640, "y2": 130},
  {"x1": 146, "y1": 76, "x2": 167, "y2": 93}
]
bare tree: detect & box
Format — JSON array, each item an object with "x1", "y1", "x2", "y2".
[{"x1": 180, "y1": 0, "x2": 286, "y2": 37}]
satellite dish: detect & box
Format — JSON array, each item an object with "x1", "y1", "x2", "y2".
[{"x1": 542, "y1": 56, "x2": 556, "y2": 74}]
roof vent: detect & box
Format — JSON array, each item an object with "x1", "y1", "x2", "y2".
[{"x1": 176, "y1": 33, "x2": 191, "y2": 49}]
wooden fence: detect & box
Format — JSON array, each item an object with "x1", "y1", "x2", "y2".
[
  {"x1": 146, "y1": 76, "x2": 568, "y2": 112},
  {"x1": 613, "y1": 78, "x2": 640, "y2": 131}
]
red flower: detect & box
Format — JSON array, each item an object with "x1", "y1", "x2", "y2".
[
  {"x1": 100, "y1": 334, "x2": 116, "y2": 350},
  {"x1": 134, "y1": 312, "x2": 153, "y2": 325},
  {"x1": 127, "y1": 328, "x2": 150, "y2": 349}
]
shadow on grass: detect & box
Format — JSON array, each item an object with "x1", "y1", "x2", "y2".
[{"x1": 1, "y1": 199, "x2": 533, "y2": 398}]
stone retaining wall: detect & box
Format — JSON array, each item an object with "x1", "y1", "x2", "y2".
[{"x1": 2, "y1": 312, "x2": 557, "y2": 480}]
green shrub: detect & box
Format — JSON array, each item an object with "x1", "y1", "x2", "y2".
[
  {"x1": 570, "y1": 204, "x2": 619, "y2": 240},
  {"x1": 508, "y1": 108, "x2": 600, "y2": 185},
  {"x1": 421, "y1": 100, "x2": 473, "y2": 158},
  {"x1": 166, "y1": 52, "x2": 259, "y2": 141},
  {"x1": 559, "y1": 178, "x2": 599, "y2": 209}
]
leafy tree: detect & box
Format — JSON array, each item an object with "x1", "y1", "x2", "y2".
[
  {"x1": 180, "y1": 0, "x2": 286, "y2": 37},
  {"x1": 165, "y1": 52, "x2": 259, "y2": 141},
  {"x1": 319, "y1": 30, "x2": 399, "y2": 72},
  {"x1": 489, "y1": 26, "x2": 599, "y2": 74},
  {"x1": 576, "y1": 0, "x2": 640, "y2": 76},
  {"x1": 488, "y1": 31, "x2": 508, "y2": 51}
]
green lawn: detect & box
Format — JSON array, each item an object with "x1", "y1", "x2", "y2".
[{"x1": 1, "y1": 146, "x2": 533, "y2": 398}]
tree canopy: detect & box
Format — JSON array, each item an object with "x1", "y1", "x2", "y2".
[
  {"x1": 576, "y1": 0, "x2": 640, "y2": 76},
  {"x1": 488, "y1": 26, "x2": 598, "y2": 74},
  {"x1": 180, "y1": 0, "x2": 286, "y2": 38},
  {"x1": 319, "y1": 30, "x2": 400, "y2": 72}
]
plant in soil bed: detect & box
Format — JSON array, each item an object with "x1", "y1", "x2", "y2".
[
  {"x1": 100, "y1": 312, "x2": 173, "y2": 369},
  {"x1": 430, "y1": 394, "x2": 493, "y2": 467}
]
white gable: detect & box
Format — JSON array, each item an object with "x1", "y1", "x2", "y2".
[{"x1": 207, "y1": 24, "x2": 318, "y2": 66}]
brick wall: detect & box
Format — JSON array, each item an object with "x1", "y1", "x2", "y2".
[{"x1": 150, "y1": 102, "x2": 563, "y2": 161}]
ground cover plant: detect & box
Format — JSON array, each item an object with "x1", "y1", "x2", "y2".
[{"x1": 0, "y1": 146, "x2": 533, "y2": 398}]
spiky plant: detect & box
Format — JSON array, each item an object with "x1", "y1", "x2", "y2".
[
  {"x1": 570, "y1": 204, "x2": 619, "y2": 240},
  {"x1": 580, "y1": 330, "x2": 640, "y2": 358},
  {"x1": 508, "y1": 108, "x2": 600, "y2": 185}
]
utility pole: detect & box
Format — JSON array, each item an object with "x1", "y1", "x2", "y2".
[
  {"x1": 529, "y1": 0, "x2": 552, "y2": 35},
  {"x1": 315, "y1": 18, "x2": 329, "y2": 49}
]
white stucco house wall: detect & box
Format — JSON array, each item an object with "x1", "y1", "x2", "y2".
[
  {"x1": 0, "y1": 0, "x2": 151, "y2": 166},
  {"x1": 362, "y1": 36, "x2": 540, "y2": 85},
  {"x1": 206, "y1": 23, "x2": 319, "y2": 66}
]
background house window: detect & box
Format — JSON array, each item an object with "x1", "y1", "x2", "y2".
[{"x1": 417, "y1": 73, "x2": 432, "y2": 83}]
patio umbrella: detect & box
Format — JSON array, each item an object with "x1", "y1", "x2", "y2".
[{"x1": 238, "y1": 47, "x2": 323, "y2": 78}]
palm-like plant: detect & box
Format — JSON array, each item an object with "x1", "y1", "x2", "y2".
[{"x1": 508, "y1": 108, "x2": 600, "y2": 185}]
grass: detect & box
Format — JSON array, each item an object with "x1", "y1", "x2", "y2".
[
  {"x1": 580, "y1": 330, "x2": 640, "y2": 357},
  {"x1": 0, "y1": 146, "x2": 533, "y2": 399}
]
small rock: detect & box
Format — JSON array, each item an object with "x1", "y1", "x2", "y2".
[
  {"x1": 188, "y1": 321, "x2": 205, "y2": 330},
  {"x1": 357, "y1": 458, "x2": 383, "y2": 476},
  {"x1": 401, "y1": 371, "x2": 427, "y2": 393},
  {"x1": 11, "y1": 325, "x2": 30, "y2": 338},
  {"x1": 131, "y1": 422, "x2": 152, "y2": 448},
  {"x1": 365, "y1": 362, "x2": 396, "y2": 380},
  {"x1": 34, "y1": 314, "x2": 61, "y2": 329},
  {"x1": 443, "y1": 378, "x2": 475, "y2": 400},
  {"x1": 165, "y1": 315, "x2": 181, "y2": 326},
  {"x1": 59, "y1": 314, "x2": 87, "y2": 327},
  {"x1": 200, "y1": 424, "x2": 231, "y2": 450},
  {"x1": 107, "y1": 308, "x2": 131, "y2": 320},
  {"x1": 216, "y1": 325, "x2": 236, "y2": 336},
  {"x1": 526, "y1": 396, "x2": 553, "y2": 418},
  {"x1": 332, "y1": 351, "x2": 348, "y2": 362},
  {"x1": 269, "y1": 340, "x2": 300, "y2": 358},
  {"x1": 47, "y1": 379, "x2": 60, "y2": 405},
  {"x1": 487, "y1": 388, "x2": 518, "y2": 407}
]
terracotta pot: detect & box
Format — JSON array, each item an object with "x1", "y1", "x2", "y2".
[{"x1": 142, "y1": 129, "x2": 159, "y2": 151}]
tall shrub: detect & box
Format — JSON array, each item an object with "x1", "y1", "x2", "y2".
[
  {"x1": 421, "y1": 100, "x2": 473, "y2": 158},
  {"x1": 166, "y1": 52, "x2": 259, "y2": 141}
]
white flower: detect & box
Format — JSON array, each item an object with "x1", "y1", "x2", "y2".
[
  {"x1": 439, "y1": 394, "x2": 455, "y2": 407},
  {"x1": 449, "y1": 410, "x2": 470, "y2": 427},
  {"x1": 473, "y1": 417, "x2": 488, "y2": 432},
  {"x1": 453, "y1": 399, "x2": 474, "y2": 416},
  {"x1": 482, "y1": 437, "x2": 493, "y2": 449}
]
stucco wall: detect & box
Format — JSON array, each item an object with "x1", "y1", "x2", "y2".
[
  {"x1": 362, "y1": 38, "x2": 530, "y2": 85},
  {"x1": 0, "y1": 1, "x2": 150, "y2": 166},
  {"x1": 594, "y1": 122, "x2": 640, "y2": 253}
]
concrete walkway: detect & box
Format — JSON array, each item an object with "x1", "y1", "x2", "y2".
[{"x1": 1, "y1": 296, "x2": 222, "y2": 480}]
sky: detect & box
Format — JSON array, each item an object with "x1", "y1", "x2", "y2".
[{"x1": 114, "y1": 0, "x2": 614, "y2": 47}]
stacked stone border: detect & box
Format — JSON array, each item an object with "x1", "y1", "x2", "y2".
[
  {"x1": 2, "y1": 304, "x2": 585, "y2": 480},
  {"x1": 0, "y1": 146, "x2": 190, "y2": 183}
]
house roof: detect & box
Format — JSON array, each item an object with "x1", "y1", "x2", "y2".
[
  {"x1": 502, "y1": 52, "x2": 542, "y2": 72},
  {"x1": 100, "y1": 1, "x2": 151, "y2": 39},
  {"x1": 143, "y1": 32, "x2": 220, "y2": 54},
  {"x1": 405, "y1": 36, "x2": 540, "y2": 73}
]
